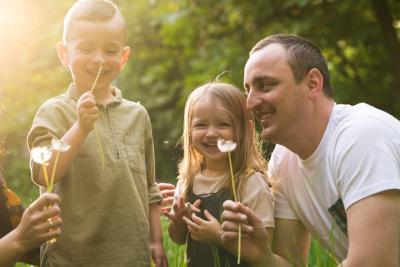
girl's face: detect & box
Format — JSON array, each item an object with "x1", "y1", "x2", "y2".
[{"x1": 190, "y1": 98, "x2": 236, "y2": 172}]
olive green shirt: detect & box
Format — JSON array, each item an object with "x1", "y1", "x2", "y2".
[{"x1": 27, "y1": 85, "x2": 162, "y2": 267}]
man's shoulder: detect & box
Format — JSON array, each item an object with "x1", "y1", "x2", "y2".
[{"x1": 332, "y1": 103, "x2": 400, "y2": 139}]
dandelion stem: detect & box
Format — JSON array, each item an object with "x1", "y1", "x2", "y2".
[
  {"x1": 48, "y1": 151, "x2": 60, "y2": 193},
  {"x1": 95, "y1": 129, "x2": 105, "y2": 170},
  {"x1": 228, "y1": 151, "x2": 241, "y2": 264},
  {"x1": 228, "y1": 152, "x2": 237, "y2": 202},
  {"x1": 42, "y1": 164, "x2": 50, "y2": 190},
  {"x1": 90, "y1": 62, "x2": 103, "y2": 94},
  {"x1": 89, "y1": 63, "x2": 105, "y2": 170}
]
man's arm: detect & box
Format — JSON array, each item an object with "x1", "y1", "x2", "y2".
[
  {"x1": 341, "y1": 190, "x2": 400, "y2": 267},
  {"x1": 221, "y1": 200, "x2": 311, "y2": 267},
  {"x1": 272, "y1": 218, "x2": 311, "y2": 267}
]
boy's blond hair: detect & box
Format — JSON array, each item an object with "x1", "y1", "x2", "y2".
[{"x1": 63, "y1": 0, "x2": 127, "y2": 43}]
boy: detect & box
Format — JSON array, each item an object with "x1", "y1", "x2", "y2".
[{"x1": 27, "y1": 1, "x2": 167, "y2": 266}]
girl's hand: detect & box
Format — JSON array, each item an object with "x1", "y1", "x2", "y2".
[
  {"x1": 164, "y1": 198, "x2": 200, "y2": 226},
  {"x1": 77, "y1": 92, "x2": 98, "y2": 132},
  {"x1": 183, "y1": 209, "x2": 222, "y2": 245}
]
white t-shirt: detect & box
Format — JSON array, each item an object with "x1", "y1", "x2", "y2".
[
  {"x1": 269, "y1": 103, "x2": 400, "y2": 261},
  {"x1": 174, "y1": 171, "x2": 275, "y2": 228}
]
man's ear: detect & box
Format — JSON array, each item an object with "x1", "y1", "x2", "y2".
[
  {"x1": 306, "y1": 68, "x2": 324, "y2": 98},
  {"x1": 56, "y1": 42, "x2": 69, "y2": 66},
  {"x1": 119, "y1": 46, "x2": 131, "y2": 70}
]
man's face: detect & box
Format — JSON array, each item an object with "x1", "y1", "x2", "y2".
[
  {"x1": 244, "y1": 44, "x2": 308, "y2": 144},
  {"x1": 60, "y1": 15, "x2": 129, "y2": 92}
]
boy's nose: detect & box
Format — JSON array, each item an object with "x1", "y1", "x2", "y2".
[{"x1": 93, "y1": 51, "x2": 106, "y2": 64}]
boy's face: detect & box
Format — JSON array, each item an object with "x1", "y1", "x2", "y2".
[{"x1": 57, "y1": 15, "x2": 130, "y2": 92}]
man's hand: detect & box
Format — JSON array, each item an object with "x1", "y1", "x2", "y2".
[{"x1": 221, "y1": 200, "x2": 271, "y2": 265}]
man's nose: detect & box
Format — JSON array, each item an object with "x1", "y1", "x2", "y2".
[{"x1": 246, "y1": 88, "x2": 259, "y2": 111}]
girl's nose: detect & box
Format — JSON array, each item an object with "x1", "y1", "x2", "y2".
[{"x1": 205, "y1": 126, "x2": 218, "y2": 137}]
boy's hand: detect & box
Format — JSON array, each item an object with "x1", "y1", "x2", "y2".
[
  {"x1": 77, "y1": 92, "x2": 98, "y2": 132},
  {"x1": 183, "y1": 209, "x2": 222, "y2": 245},
  {"x1": 150, "y1": 241, "x2": 168, "y2": 267}
]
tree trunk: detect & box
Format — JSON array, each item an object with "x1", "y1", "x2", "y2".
[{"x1": 370, "y1": 0, "x2": 400, "y2": 99}]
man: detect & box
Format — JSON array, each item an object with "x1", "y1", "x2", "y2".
[{"x1": 221, "y1": 34, "x2": 400, "y2": 267}]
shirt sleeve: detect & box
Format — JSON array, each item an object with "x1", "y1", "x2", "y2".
[
  {"x1": 268, "y1": 146, "x2": 299, "y2": 220},
  {"x1": 240, "y1": 172, "x2": 275, "y2": 228},
  {"x1": 143, "y1": 110, "x2": 162, "y2": 204},
  {"x1": 27, "y1": 105, "x2": 63, "y2": 185},
  {"x1": 331, "y1": 116, "x2": 400, "y2": 210}
]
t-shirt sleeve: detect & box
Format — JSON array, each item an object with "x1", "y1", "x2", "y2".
[
  {"x1": 332, "y1": 116, "x2": 400, "y2": 210},
  {"x1": 240, "y1": 172, "x2": 275, "y2": 228},
  {"x1": 144, "y1": 110, "x2": 162, "y2": 204},
  {"x1": 268, "y1": 147, "x2": 299, "y2": 220}
]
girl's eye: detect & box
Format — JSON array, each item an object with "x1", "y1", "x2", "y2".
[
  {"x1": 219, "y1": 122, "x2": 231, "y2": 128},
  {"x1": 193, "y1": 123, "x2": 206, "y2": 128}
]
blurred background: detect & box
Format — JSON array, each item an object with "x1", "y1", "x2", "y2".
[{"x1": 0, "y1": 0, "x2": 399, "y2": 205}]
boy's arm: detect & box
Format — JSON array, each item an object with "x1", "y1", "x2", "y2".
[
  {"x1": 33, "y1": 92, "x2": 97, "y2": 186},
  {"x1": 149, "y1": 202, "x2": 168, "y2": 267}
]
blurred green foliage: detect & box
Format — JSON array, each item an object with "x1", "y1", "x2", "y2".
[{"x1": 0, "y1": 0, "x2": 399, "y2": 206}]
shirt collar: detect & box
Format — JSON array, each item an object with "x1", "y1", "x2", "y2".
[{"x1": 67, "y1": 83, "x2": 123, "y2": 106}]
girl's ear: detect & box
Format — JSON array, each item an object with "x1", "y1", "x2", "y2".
[
  {"x1": 56, "y1": 42, "x2": 69, "y2": 66},
  {"x1": 119, "y1": 46, "x2": 131, "y2": 70}
]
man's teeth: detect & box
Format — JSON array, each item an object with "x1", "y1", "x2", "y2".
[{"x1": 260, "y1": 113, "x2": 272, "y2": 120}]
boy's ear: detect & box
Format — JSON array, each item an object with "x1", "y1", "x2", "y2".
[
  {"x1": 119, "y1": 46, "x2": 131, "y2": 70},
  {"x1": 56, "y1": 42, "x2": 69, "y2": 66}
]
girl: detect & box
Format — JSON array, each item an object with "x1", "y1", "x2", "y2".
[{"x1": 165, "y1": 82, "x2": 274, "y2": 267}]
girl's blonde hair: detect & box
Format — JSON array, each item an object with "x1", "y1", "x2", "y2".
[{"x1": 177, "y1": 82, "x2": 267, "y2": 199}]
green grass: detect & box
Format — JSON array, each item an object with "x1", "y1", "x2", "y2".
[{"x1": 17, "y1": 217, "x2": 337, "y2": 267}]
